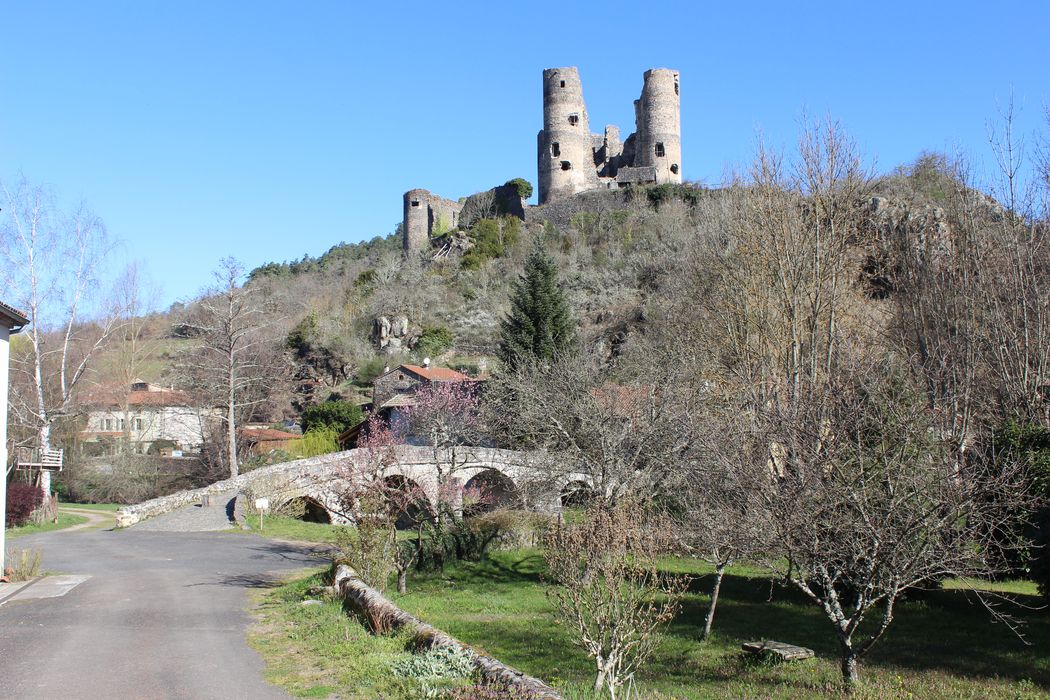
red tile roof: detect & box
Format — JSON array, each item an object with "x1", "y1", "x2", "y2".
[
  {"x1": 400, "y1": 364, "x2": 472, "y2": 382},
  {"x1": 0, "y1": 300, "x2": 29, "y2": 327},
  {"x1": 239, "y1": 428, "x2": 300, "y2": 441}
]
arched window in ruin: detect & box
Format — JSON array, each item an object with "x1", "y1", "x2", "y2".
[
  {"x1": 560, "y1": 161, "x2": 572, "y2": 171},
  {"x1": 655, "y1": 143, "x2": 666, "y2": 158},
  {"x1": 568, "y1": 114, "x2": 579, "y2": 126},
  {"x1": 670, "y1": 163, "x2": 679, "y2": 174},
  {"x1": 551, "y1": 142, "x2": 560, "y2": 157}
]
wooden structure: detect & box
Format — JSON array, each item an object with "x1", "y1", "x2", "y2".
[{"x1": 15, "y1": 447, "x2": 64, "y2": 471}]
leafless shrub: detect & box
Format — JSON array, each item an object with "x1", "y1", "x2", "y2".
[{"x1": 544, "y1": 500, "x2": 689, "y2": 698}]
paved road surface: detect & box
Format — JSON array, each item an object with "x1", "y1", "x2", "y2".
[{"x1": 0, "y1": 525, "x2": 328, "y2": 699}]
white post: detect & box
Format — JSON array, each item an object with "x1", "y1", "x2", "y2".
[{"x1": 1, "y1": 323, "x2": 11, "y2": 575}]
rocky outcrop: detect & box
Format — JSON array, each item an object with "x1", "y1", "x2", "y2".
[{"x1": 372, "y1": 315, "x2": 418, "y2": 355}]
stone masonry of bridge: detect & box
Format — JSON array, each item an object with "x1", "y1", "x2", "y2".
[{"x1": 116, "y1": 446, "x2": 583, "y2": 528}]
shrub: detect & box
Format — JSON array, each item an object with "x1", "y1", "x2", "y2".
[
  {"x1": 461, "y1": 217, "x2": 520, "y2": 270},
  {"x1": 301, "y1": 400, "x2": 364, "y2": 434},
  {"x1": 6, "y1": 483, "x2": 43, "y2": 527},
  {"x1": 390, "y1": 645, "x2": 475, "y2": 680},
  {"x1": 290, "y1": 427, "x2": 341, "y2": 457},
  {"x1": 357, "y1": 357, "x2": 389, "y2": 386},
  {"x1": 5, "y1": 548, "x2": 41, "y2": 581},
  {"x1": 504, "y1": 178, "x2": 533, "y2": 200},
  {"x1": 415, "y1": 327, "x2": 454, "y2": 357}
]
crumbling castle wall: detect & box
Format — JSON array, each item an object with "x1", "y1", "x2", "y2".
[
  {"x1": 537, "y1": 67, "x2": 682, "y2": 204},
  {"x1": 403, "y1": 189, "x2": 463, "y2": 254}
]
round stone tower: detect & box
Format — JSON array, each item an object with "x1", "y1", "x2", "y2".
[
  {"x1": 403, "y1": 189, "x2": 431, "y2": 254},
  {"x1": 537, "y1": 67, "x2": 599, "y2": 204},
  {"x1": 633, "y1": 68, "x2": 682, "y2": 184}
]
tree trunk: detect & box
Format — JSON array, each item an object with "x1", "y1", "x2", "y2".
[
  {"x1": 840, "y1": 648, "x2": 859, "y2": 691},
  {"x1": 397, "y1": 568, "x2": 407, "y2": 594},
  {"x1": 700, "y1": 564, "x2": 726, "y2": 642},
  {"x1": 227, "y1": 376, "x2": 238, "y2": 479}
]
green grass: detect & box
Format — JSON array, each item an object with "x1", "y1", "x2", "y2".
[
  {"x1": 237, "y1": 515, "x2": 347, "y2": 544},
  {"x1": 248, "y1": 569, "x2": 474, "y2": 699},
  {"x1": 250, "y1": 544, "x2": 1050, "y2": 698},
  {"x1": 7, "y1": 512, "x2": 88, "y2": 539},
  {"x1": 61, "y1": 502, "x2": 121, "y2": 512},
  {"x1": 387, "y1": 550, "x2": 1050, "y2": 700}
]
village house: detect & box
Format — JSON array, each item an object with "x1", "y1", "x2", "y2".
[
  {"x1": 239, "y1": 426, "x2": 301, "y2": 458},
  {"x1": 338, "y1": 360, "x2": 477, "y2": 448},
  {"x1": 78, "y1": 381, "x2": 220, "y2": 456}
]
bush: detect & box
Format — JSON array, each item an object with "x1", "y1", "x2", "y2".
[
  {"x1": 301, "y1": 400, "x2": 364, "y2": 434},
  {"x1": 290, "y1": 427, "x2": 341, "y2": 457},
  {"x1": 5, "y1": 548, "x2": 41, "y2": 581},
  {"x1": 504, "y1": 178, "x2": 533, "y2": 200},
  {"x1": 390, "y1": 645, "x2": 475, "y2": 680},
  {"x1": 6, "y1": 483, "x2": 43, "y2": 527},
  {"x1": 461, "y1": 217, "x2": 520, "y2": 270},
  {"x1": 357, "y1": 357, "x2": 389, "y2": 386},
  {"x1": 415, "y1": 327, "x2": 454, "y2": 357}
]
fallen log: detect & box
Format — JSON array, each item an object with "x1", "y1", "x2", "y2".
[{"x1": 331, "y1": 563, "x2": 563, "y2": 699}]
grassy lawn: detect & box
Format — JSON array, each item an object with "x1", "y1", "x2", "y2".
[
  {"x1": 60, "y1": 502, "x2": 121, "y2": 512},
  {"x1": 388, "y1": 550, "x2": 1048, "y2": 700},
  {"x1": 251, "y1": 545, "x2": 1049, "y2": 699},
  {"x1": 249, "y1": 569, "x2": 474, "y2": 699},
  {"x1": 7, "y1": 512, "x2": 88, "y2": 539},
  {"x1": 237, "y1": 515, "x2": 346, "y2": 544}
]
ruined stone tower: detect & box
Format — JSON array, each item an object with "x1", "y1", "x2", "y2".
[
  {"x1": 537, "y1": 67, "x2": 682, "y2": 204},
  {"x1": 402, "y1": 189, "x2": 463, "y2": 254},
  {"x1": 537, "y1": 68, "x2": 599, "y2": 205},
  {"x1": 632, "y1": 69, "x2": 682, "y2": 185}
]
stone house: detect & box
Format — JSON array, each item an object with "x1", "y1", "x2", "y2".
[
  {"x1": 239, "y1": 427, "x2": 301, "y2": 458},
  {"x1": 78, "y1": 381, "x2": 220, "y2": 455},
  {"x1": 337, "y1": 361, "x2": 477, "y2": 448}
]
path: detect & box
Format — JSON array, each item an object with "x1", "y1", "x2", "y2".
[
  {"x1": 0, "y1": 521, "x2": 326, "y2": 699},
  {"x1": 57, "y1": 505, "x2": 118, "y2": 532}
]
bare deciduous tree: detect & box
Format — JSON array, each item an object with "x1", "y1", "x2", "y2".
[
  {"x1": 0, "y1": 177, "x2": 124, "y2": 496},
  {"x1": 544, "y1": 500, "x2": 688, "y2": 699},
  {"x1": 173, "y1": 258, "x2": 285, "y2": 478}
]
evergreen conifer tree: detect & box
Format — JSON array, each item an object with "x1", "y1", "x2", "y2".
[{"x1": 499, "y1": 246, "x2": 574, "y2": 369}]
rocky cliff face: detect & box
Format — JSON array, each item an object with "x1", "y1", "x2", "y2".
[{"x1": 372, "y1": 315, "x2": 418, "y2": 355}]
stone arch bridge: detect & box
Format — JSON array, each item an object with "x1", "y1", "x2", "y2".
[{"x1": 116, "y1": 446, "x2": 591, "y2": 528}]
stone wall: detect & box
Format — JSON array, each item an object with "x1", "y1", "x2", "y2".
[{"x1": 403, "y1": 189, "x2": 464, "y2": 254}]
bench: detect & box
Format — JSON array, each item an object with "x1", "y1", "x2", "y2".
[{"x1": 741, "y1": 640, "x2": 814, "y2": 662}]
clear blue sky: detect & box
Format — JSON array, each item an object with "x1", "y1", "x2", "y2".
[{"x1": 3, "y1": 1, "x2": 1047, "y2": 308}]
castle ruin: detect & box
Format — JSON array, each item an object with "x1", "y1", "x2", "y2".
[
  {"x1": 402, "y1": 66, "x2": 682, "y2": 252},
  {"x1": 537, "y1": 67, "x2": 681, "y2": 204}
]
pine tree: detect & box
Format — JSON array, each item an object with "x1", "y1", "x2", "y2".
[{"x1": 499, "y1": 246, "x2": 574, "y2": 369}]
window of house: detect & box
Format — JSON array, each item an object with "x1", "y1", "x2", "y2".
[
  {"x1": 398, "y1": 373, "x2": 405, "y2": 380},
  {"x1": 136, "y1": 418, "x2": 143, "y2": 431},
  {"x1": 560, "y1": 161, "x2": 572, "y2": 171},
  {"x1": 551, "y1": 142, "x2": 560, "y2": 157},
  {"x1": 670, "y1": 163, "x2": 679, "y2": 174},
  {"x1": 119, "y1": 418, "x2": 126, "y2": 431},
  {"x1": 104, "y1": 418, "x2": 112, "y2": 431},
  {"x1": 655, "y1": 143, "x2": 666, "y2": 157},
  {"x1": 568, "y1": 114, "x2": 579, "y2": 126}
]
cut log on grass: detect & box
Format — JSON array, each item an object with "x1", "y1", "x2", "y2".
[
  {"x1": 741, "y1": 640, "x2": 815, "y2": 662},
  {"x1": 332, "y1": 563, "x2": 563, "y2": 700}
]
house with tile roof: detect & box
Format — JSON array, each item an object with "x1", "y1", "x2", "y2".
[
  {"x1": 78, "y1": 381, "x2": 221, "y2": 455},
  {"x1": 338, "y1": 361, "x2": 479, "y2": 448}
]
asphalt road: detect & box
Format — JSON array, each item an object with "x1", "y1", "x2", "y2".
[{"x1": 0, "y1": 527, "x2": 328, "y2": 699}]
